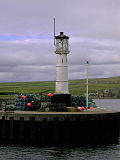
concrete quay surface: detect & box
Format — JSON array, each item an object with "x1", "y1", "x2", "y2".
[{"x1": 0, "y1": 108, "x2": 120, "y2": 121}]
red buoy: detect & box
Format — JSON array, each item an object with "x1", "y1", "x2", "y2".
[
  {"x1": 27, "y1": 103, "x2": 32, "y2": 107},
  {"x1": 78, "y1": 106, "x2": 85, "y2": 110},
  {"x1": 81, "y1": 106, "x2": 85, "y2": 110},
  {"x1": 47, "y1": 93, "x2": 53, "y2": 97},
  {"x1": 90, "y1": 106, "x2": 94, "y2": 109}
]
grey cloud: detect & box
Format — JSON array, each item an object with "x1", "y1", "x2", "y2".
[{"x1": 0, "y1": 40, "x2": 55, "y2": 67}]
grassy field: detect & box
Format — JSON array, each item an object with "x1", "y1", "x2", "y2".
[
  {"x1": 0, "y1": 77, "x2": 120, "y2": 100},
  {"x1": 70, "y1": 77, "x2": 120, "y2": 96}
]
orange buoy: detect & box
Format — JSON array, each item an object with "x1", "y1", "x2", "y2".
[{"x1": 21, "y1": 96, "x2": 26, "y2": 99}]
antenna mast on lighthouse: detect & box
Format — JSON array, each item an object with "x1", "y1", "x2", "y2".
[{"x1": 53, "y1": 18, "x2": 56, "y2": 46}]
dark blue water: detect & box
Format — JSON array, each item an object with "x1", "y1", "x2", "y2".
[
  {"x1": 0, "y1": 99, "x2": 119, "y2": 160},
  {"x1": 0, "y1": 143, "x2": 119, "y2": 160}
]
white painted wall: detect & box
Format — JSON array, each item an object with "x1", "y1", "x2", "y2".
[{"x1": 55, "y1": 54, "x2": 69, "y2": 93}]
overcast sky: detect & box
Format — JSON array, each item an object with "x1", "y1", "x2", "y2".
[{"x1": 0, "y1": 0, "x2": 120, "y2": 82}]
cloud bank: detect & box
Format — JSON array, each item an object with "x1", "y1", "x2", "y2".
[{"x1": 0, "y1": 0, "x2": 120, "y2": 82}]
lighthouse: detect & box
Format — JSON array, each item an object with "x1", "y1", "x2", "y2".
[
  {"x1": 51, "y1": 32, "x2": 71, "y2": 107},
  {"x1": 55, "y1": 32, "x2": 69, "y2": 93}
]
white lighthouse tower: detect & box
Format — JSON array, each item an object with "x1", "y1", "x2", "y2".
[{"x1": 55, "y1": 32, "x2": 69, "y2": 94}]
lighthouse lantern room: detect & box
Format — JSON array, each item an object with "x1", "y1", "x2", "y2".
[{"x1": 55, "y1": 32, "x2": 69, "y2": 54}]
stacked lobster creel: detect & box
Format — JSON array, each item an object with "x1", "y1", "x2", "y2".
[
  {"x1": 14, "y1": 94, "x2": 40, "y2": 111},
  {"x1": 71, "y1": 96, "x2": 86, "y2": 107},
  {"x1": 40, "y1": 95, "x2": 51, "y2": 103},
  {"x1": 71, "y1": 96, "x2": 96, "y2": 110},
  {"x1": 13, "y1": 94, "x2": 96, "y2": 111}
]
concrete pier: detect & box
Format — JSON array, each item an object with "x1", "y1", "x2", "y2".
[{"x1": 0, "y1": 109, "x2": 120, "y2": 146}]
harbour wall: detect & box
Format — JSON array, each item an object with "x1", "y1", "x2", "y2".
[{"x1": 0, "y1": 110, "x2": 120, "y2": 146}]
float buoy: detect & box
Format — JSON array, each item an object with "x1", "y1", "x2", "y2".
[
  {"x1": 27, "y1": 103, "x2": 32, "y2": 107},
  {"x1": 21, "y1": 96, "x2": 26, "y2": 99},
  {"x1": 90, "y1": 106, "x2": 94, "y2": 109},
  {"x1": 47, "y1": 93, "x2": 53, "y2": 97},
  {"x1": 78, "y1": 106, "x2": 85, "y2": 110}
]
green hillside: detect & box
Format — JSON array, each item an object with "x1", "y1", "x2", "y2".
[{"x1": 0, "y1": 77, "x2": 120, "y2": 99}]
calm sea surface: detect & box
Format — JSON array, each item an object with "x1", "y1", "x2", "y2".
[{"x1": 0, "y1": 99, "x2": 120, "y2": 160}]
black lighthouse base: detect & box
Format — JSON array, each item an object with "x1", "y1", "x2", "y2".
[{"x1": 51, "y1": 93, "x2": 71, "y2": 107}]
